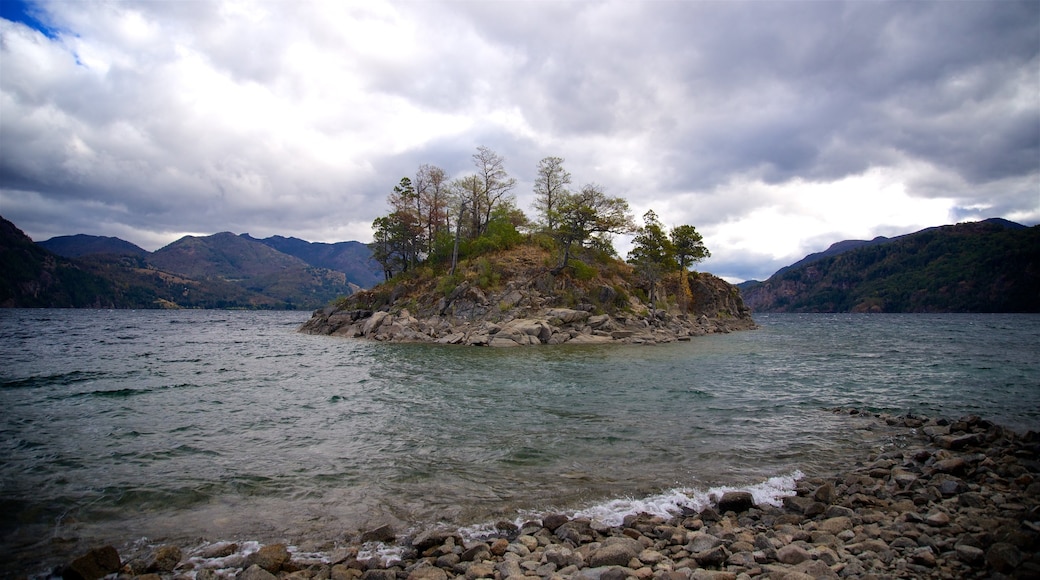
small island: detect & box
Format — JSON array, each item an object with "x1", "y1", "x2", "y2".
[{"x1": 301, "y1": 150, "x2": 754, "y2": 344}]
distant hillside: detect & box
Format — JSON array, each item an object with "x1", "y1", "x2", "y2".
[
  {"x1": 2, "y1": 217, "x2": 370, "y2": 309},
  {"x1": 38, "y1": 234, "x2": 148, "y2": 258},
  {"x1": 148, "y1": 233, "x2": 360, "y2": 308},
  {"x1": 2, "y1": 217, "x2": 286, "y2": 308},
  {"x1": 251, "y1": 235, "x2": 382, "y2": 289},
  {"x1": 1, "y1": 217, "x2": 125, "y2": 308},
  {"x1": 740, "y1": 219, "x2": 1040, "y2": 313}
]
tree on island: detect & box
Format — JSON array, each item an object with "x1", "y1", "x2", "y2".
[
  {"x1": 627, "y1": 211, "x2": 710, "y2": 309},
  {"x1": 533, "y1": 156, "x2": 572, "y2": 233},
  {"x1": 368, "y1": 147, "x2": 708, "y2": 314},
  {"x1": 551, "y1": 183, "x2": 635, "y2": 271}
]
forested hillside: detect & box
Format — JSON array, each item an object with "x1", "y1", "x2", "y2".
[{"x1": 740, "y1": 219, "x2": 1039, "y2": 313}]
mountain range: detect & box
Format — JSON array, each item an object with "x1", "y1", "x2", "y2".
[
  {"x1": 738, "y1": 218, "x2": 1039, "y2": 313},
  {"x1": 1, "y1": 215, "x2": 381, "y2": 309},
  {"x1": 4, "y1": 215, "x2": 1038, "y2": 312}
]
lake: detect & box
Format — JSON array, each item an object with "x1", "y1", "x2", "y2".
[{"x1": 1, "y1": 310, "x2": 1037, "y2": 574}]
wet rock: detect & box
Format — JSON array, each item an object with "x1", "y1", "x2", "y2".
[
  {"x1": 147, "y1": 544, "x2": 182, "y2": 572},
  {"x1": 717, "y1": 491, "x2": 755, "y2": 513},
  {"x1": 542, "y1": 513, "x2": 569, "y2": 532},
  {"x1": 246, "y1": 544, "x2": 290, "y2": 573},
  {"x1": 62, "y1": 546, "x2": 121, "y2": 580},
  {"x1": 360, "y1": 524, "x2": 397, "y2": 544},
  {"x1": 239, "y1": 564, "x2": 278, "y2": 580}
]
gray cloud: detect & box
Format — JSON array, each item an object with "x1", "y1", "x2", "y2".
[{"x1": 1, "y1": 0, "x2": 1036, "y2": 282}]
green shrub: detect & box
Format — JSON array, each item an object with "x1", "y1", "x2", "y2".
[
  {"x1": 475, "y1": 258, "x2": 500, "y2": 289},
  {"x1": 570, "y1": 260, "x2": 597, "y2": 281}
]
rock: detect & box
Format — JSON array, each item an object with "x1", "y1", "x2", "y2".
[
  {"x1": 544, "y1": 546, "x2": 583, "y2": 569},
  {"x1": 63, "y1": 546, "x2": 121, "y2": 580},
  {"x1": 246, "y1": 544, "x2": 290, "y2": 573},
  {"x1": 148, "y1": 544, "x2": 182, "y2": 572},
  {"x1": 546, "y1": 308, "x2": 591, "y2": 324},
  {"x1": 686, "y1": 532, "x2": 723, "y2": 553},
  {"x1": 813, "y1": 482, "x2": 837, "y2": 504},
  {"x1": 955, "y1": 544, "x2": 985, "y2": 566},
  {"x1": 459, "y1": 543, "x2": 490, "y2": 562},
  {"x1": 776, "y1": 544, "x2": 811, "y2": 565},
  {"x1": 489, "y1": 538, "x2": 509, "y2": 556},
  {"x1": 239, "y1": 564, "x2": 278, "y2": 580},
  {"x1": 692, "y1": 545, "x2": 728, "y2": 567},
  {"x1": 464, "y1": 562, "x2": 495, "y2": 579},
  {"x1": 716, "y1": 491, "x2": 755, "y2": 513},
  {"x1": 411, "y1": 529, "x2": 455, "y2": 553},
  {"x1": 361, "y1": 570, "x2": 398, "y2": 580},
  {"x1": 407, "y1": 564, "x2": 447, "y2": 580},
  {"x1": 924, "y1": 511, "x2": 950, "y2": 526},
  {"x1": 931, "y1": 457, "x2": 968, "y2": 474},
  {"x1": 360, "y1": 524, "x2": 396, "y2": 543},
  {"x1": 910, "y1": 547, "x2": 937, "y2": 567},
  {"x1": 589, "y1": 537, "x2": 642, "y2": 567},
  {"x1": 542, "y1": 513, "x2": 569, "y2": 531},
  {"x1": 816, "y1": 516, "x2": 852, "y2": 535},
  {"x1": 196, "y1": 542, "x2": 238, "y2": 559},
  {"x1": 986, "y1": 542, "x2": 1024, "y2": 573}
]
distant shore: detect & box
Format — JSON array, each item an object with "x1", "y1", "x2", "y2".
[{"x1": 50, "y1": 409, "x2": 1038, "y2": 580}]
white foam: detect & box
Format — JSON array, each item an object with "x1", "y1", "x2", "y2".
[{"x1": 458, "y1": 471, "x2": 804, "y2": 540}]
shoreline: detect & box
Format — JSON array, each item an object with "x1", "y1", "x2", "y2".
[{"x1": 42, "y1": 410, "x2": 1040, "y2": 579}]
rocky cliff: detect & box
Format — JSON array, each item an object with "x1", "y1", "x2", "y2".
[{"x1": 300, "y1": 245, "x2": 755, "y2": 346}]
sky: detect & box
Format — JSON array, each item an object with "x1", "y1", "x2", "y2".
[{"x1": 1, "y1": 0, "x2": 1037, "y2": 282}]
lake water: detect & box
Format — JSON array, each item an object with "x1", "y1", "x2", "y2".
[{"x1": 1, "y1": 310, "x2": 1038, "y2": 574}]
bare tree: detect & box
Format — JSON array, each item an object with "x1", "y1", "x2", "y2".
[
  {"x1": 533, "y1": 156, "x2": 571, "y2": 232},
  {"x1": 472, "y1": 146, "x2": 517, "y2": 235},
  {"x1": 414, "y1": 163, "x2": 449, "y2": 254}
]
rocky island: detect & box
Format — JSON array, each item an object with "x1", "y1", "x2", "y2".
[
  {"x1": 299, "y1": 245, "x2": 755, "y2": 346},
  {"x1": 300, "y1": 151, "x2": 754, "y2": 345}
]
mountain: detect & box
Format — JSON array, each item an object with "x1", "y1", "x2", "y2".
[
  {"x1": 1, "y1": 217, "x2": 125, "y2": 308},
  {"x1": 2, "y1": 216, "x2": 372, "y2": 309},
  {"x1": 38, "y1": 234, "x2": 148, "y2": 258},
  {"x1": 740, "y1": 218, "x2": 1040, "y2": 313},
  {"x1": 250, "y1": 235, "x2": 382, "y2": 289},
  {"x1": 148, "y1": 233, "x2": 361, "y2": 308},
  {"x1": 2, "y1": 217, "x2": 286, "y2": 308}
]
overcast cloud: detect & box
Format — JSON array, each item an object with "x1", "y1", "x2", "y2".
[{"x1": 1, "y1": 0, "x2": 1037, "y2": 282}]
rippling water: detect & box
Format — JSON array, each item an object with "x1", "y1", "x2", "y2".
[{"x1": 1, "y1": 310, "x2": 1038, "y2": 573}]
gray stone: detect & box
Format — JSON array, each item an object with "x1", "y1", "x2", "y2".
[
  {"x1": 691, "y1": 545, "x2": 728, "y2": 567},
  {"x1": 541, "y1": 513, "x2": 569, "y2": 531},
  {"x1": 717, "y1": 491, "x2": 755, "y2": 513},
  {"x1": 686, "y1": 532, "x2": 723, "y2": 553},
  {"x1": 407, "y1": 564, "x2": 447, "y2": 580},
  {"x1": 589, "y1": 538, "x2": 641, "y2": 567},
  {"x1": 777, "y1": 544, "x2": 811, "y2": 565},
  {"x1": 955, "y1": 544, "x2": 985, "y2": 566},
  {"x1": 239, "y1": 564, "x2": 278, "y2": 580},
  {"x1": 544, "y1": 546, "x2": 582, "y2": 568},
  {"x1": 986, "y1": 542, "x2": 1023, "y2": 573},
  {"x1": 360, "y1": 524, "x2": 396, "y2": 544}
]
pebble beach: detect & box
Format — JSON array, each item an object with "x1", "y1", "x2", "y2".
[{"x1": 53, "y1": 409, "x2": 1039, "y2": 580}]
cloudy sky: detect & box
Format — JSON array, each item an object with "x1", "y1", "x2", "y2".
[{"x1": 1, "y1": 0, "x2": 1037, "y2": 282}]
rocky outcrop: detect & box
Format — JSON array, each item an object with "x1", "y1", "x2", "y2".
[{"x1": 300, "y1": 270, "x2": 755, "y2": 346}]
